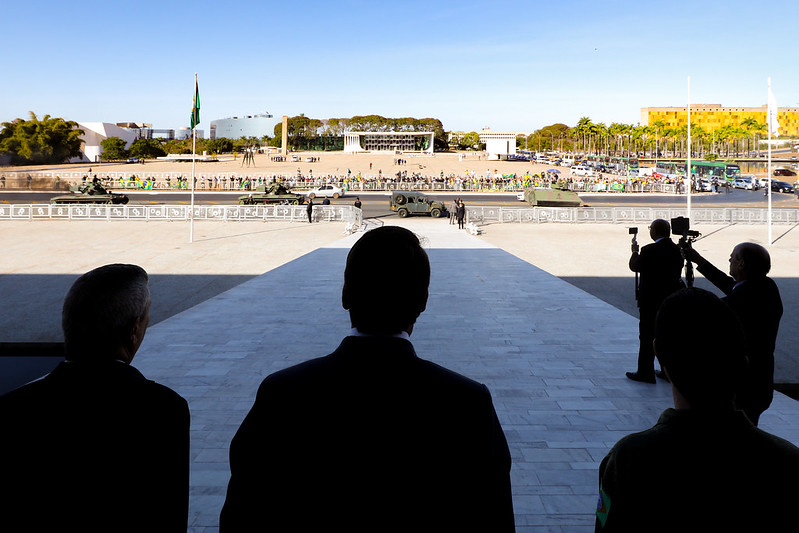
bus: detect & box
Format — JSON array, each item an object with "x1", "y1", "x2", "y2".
[
  {"x1": 654, "y1": 160, "x2": 740, "y2": 182},
  {"x1": 584, "y1": 155, "x2": 639, "y2": 174}
]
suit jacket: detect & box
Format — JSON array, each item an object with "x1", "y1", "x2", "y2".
[
  {"x1": 698, "y1": 261, "x2": 783, "y2": 412},
  {"x1": 629, "y1": 238, "x2": 684, "y2": 311},
  {"x1": 220, "y1": 336, "x2": 514, "y2": 532},
  {"x1": 0, "y1": 360, "x2": 190, "y2": 532}
]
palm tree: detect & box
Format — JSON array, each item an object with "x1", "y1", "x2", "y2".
[
  {"x1": 573, "y1": 117, "x2": 593, "y2": 155},
  {"x1": 740, "y1": 118, "x2": 766, "y2": 157},
  {"x1": 651, "y1": 119, "x2": 666, "y2": 160}
]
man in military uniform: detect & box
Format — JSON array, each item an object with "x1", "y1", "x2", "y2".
[{"x1": 596, "y1": 288, "x2": 799, "y2": 531}]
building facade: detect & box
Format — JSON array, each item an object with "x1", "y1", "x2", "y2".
[
  {"x1": 209, "y1": 113, "x2": 275, "y2": 140},
  {"x1": 343, "y1": 132, "x2": 434, "y2": 153},
  {"x1": 641, "y1": 104, "x2": 799, "y2": 136},
  {"x1": 479, "y1": 131, "x2": 518, "y2": 160},
  {"x1": 73, "y1": 122, "x2": 139, "y2": 163}
]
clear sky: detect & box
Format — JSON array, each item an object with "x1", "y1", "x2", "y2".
[{"x1": 3, "y1": 0, "x2": 797, "y2": 135}]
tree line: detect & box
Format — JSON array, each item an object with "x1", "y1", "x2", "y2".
[{"x1": 1, "y1": 111, "x2": 782, "y2": 166}]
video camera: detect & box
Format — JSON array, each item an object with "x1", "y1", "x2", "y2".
[
  {"x1": 671, "y1": 216, "x2": 700, "y2": 241},
  {"x1": 671, "y1": 216, "x2": 700, "y2": 287}
]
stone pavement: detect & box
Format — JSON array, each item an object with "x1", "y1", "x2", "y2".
[{"x1": 118, "y1": 218, "x2": 799, "y2": 532}]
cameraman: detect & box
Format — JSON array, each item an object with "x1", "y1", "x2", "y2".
[
  {"x1": 627, "y1": 219, "x2": 684, "y2": 384},
  {"x1": 684, "y1": 243, "x2": 782, "y2": 426}
]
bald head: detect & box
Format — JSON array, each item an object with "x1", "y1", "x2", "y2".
[
  {"x1": 649, "y1": 219, "x2": 671, "y2": 241},
  {"x1": 730, "y1": 242, "x2": 771, "y2": 281}
]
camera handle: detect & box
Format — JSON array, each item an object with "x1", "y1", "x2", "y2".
[{"x1": 680, "y1": 235, "x2": 695, "y2": 288}]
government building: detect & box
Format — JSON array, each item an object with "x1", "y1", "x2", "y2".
[
  {"x1": 641, "y1": 104, "x2": 799, "y2": 136},
  {"x1": 209, "y1": 113, "x2": 275, "y2": 140},
  {"x1": 343, "y1": 131, "x2": 434, "y2": 153}
]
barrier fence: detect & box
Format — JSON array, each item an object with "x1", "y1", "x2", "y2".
[
  {"x1": 0, "y1": 173, "x2": 682, "y2": 194},
  {"x1": 4, "y1": 204, "x2": 797, "y2": 226},
  {"x1": 465, "y1": 206, "x2": 799, "y2": 225},
  {"x1": 0, "y1": 204, "x2": 363, "y2": 226}
]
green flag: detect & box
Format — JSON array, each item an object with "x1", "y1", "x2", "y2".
[{"x1": 190, "y1": 77, "x2": 200, "y2": 130}]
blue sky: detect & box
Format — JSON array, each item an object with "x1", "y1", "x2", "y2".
[{"x1": 3, "y1": 0, "x2": 797, "y2": 134}]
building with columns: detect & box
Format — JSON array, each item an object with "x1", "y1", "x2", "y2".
[{"x1": 343, "y1": 131, "x2": 434, "y2": 153}]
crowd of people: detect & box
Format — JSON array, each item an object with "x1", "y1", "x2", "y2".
[
  {"x1": 62, "y1": 169, "x2": 688, "y2": 194},
  {"x1": 0, "y1": 223, "x2": 796, "y2": 530}
]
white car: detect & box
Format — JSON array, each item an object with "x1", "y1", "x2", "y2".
[
  {"x1": 697, "y1": 178, "x2": 713, "y2": 192},
  {"x1": 570, "y1": 165, "x2": 595, "y2": 177},
  {"x1": 306, "y1": 184, "x2": 345, "y2": 199}
]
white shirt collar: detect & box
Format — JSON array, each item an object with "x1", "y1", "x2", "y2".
[{"x1": 350, "y1": 328, "x2": 410, "y2": 341}]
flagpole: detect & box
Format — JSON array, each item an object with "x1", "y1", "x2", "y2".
[
  {"x1": 767, "y1": 77, "x2": 773, "y2": 245},
  {"x1": 686, "y1": 76, "x2": 691, "y2": 221},
  {"x1": 190, "y1": 73, "x2": 197, "y2": 243}
]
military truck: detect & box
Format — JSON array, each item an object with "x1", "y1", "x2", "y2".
[
  {"x1": 520, "y1": 187, "x2": 585, "y2": 207},
  {"x1": 50, "y1": 179, "x2": 129, "y2": 205},
  {"x1": 390, "y1": 191, "x2": 447, "y2": 218},
  {"x1": 238, "y1": 182, "x2": 305, "y2": 205}
]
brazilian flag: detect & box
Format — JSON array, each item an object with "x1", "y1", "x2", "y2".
[{"x1": 190, "y1": 77, "x2": 200, "y2": 130}]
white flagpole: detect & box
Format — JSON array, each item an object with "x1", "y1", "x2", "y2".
[
  {"x1": 767, "y1": 77, "x2": 773, "y2": 245},
  {"x1": 190, "y1": 73, "x2": 197, "y2": 244},
  {"x1": 686, "y1": 76, "x2": 691, "y2": 221}
]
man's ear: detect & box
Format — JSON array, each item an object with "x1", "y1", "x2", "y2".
[{"x1": 342, "y1": 283, "x2": 351, "y2": 310}]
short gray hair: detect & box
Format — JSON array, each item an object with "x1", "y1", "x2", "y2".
[{"x1": 62, "y1": 264, "x2": 150, "y2": 361}]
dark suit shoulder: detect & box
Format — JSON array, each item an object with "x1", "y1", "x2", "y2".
[{"x1": 257, "y1": 336, "x2": 489, "y2": 399}]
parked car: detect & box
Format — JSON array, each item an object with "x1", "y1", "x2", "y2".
[
  {"x1": 306, "y1": 184, "x2": 345, "y2": 199},
  {"x1": 734, "y1": 175, "x2": 759, "y2": 190},
  {"x1": 570, "y1": 165, "x2": 595, "y2": 177},
  {"x1": 697, "y1": 178, "x2": 713, "y2": 192},
  {"x1": 771, "y1": 180, "x2": 795, "y2": 193},
  {"x1": 774, "y1": 168, "x2": 797, "y2": 177}
]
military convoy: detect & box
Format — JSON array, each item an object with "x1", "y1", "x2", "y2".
[
  {"x1": 50, "y1": 179, "x2": 129, "y2": 205},
  {"x1": 238, "y1": 183, "x2": 306, "y2": 205},
  {"x1": 390, "y1": 191, "x2": 448, "y2": 218}
]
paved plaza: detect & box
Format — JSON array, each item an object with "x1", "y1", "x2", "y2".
[{"x1": 2, "y1": 217, "x2": 799, "y2": 531}]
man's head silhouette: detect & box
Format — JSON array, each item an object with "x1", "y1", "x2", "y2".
[
  {"x1": 342, "y1": 226, "x2": 430, "y2": 336},
  {"x1": 62, "y1": 263, "x2": 150, "y2": 363}
]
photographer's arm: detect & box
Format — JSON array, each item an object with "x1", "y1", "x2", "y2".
[
  {"x1": 682, "y1": 247, "x2": 706, "y2": 266},
  {"x1": 686, "y1": 248, "x2": 736, "y2": 295},
  {"x1": 629, "y1": 246, "x2": 641, "y2": 272}
]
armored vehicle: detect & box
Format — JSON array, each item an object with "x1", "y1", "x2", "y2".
[
  {"x1": 390, "y1": 191, "x2": 447, "y2": 218},
  {"x1": 238, "y1": 183, "x2": 305, "y2": 205},
  {"x1": 520, "y1": 187, "x2": 584, "y2": 207},
  {"x1": 50, "y1": 179, "x2": 129, "y2": 205}
]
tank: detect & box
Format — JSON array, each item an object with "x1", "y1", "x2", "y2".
[
  {"x1": 50, "y1": 179, "x2": 129, "y2": 205},
  {"x1": 238, "y1": 182, "x2": 305, "y2": 205},
  {"x1": 522, "y1": 187, "x2": 585, "y2": 207}
]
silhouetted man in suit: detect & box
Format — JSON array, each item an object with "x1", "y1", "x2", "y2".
[
  {"x1": 627, "y1": 219, "x2": 684, "y2": 383},
  {"x1": 596, "y1": 288, "x2": 799, "y2": 531},
  {"x1": 220, "y1": 226, "x2": 514, "y2": 531},
  {"x1": 685, "y1": 242, "x2": 782, "y2": 425},
  {"x1": 0, "y1": 264, "x2": 190, "y2": 532}
]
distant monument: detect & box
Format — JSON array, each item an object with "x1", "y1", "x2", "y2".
[
  {"x1": 241, "y1": 146, "x2": 256, "y2": 167},
  {"x1": 281, "y1": 115, "x2": 288, "y2": 157}
]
